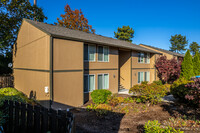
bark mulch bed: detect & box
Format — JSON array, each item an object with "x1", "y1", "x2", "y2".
[{"x1": 71, "y1": 98, "x2": 200, "y2": 133}]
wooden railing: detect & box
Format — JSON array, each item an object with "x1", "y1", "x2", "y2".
[{"x1": 2, "y1": 100, "x2": 75, "y2": 133}]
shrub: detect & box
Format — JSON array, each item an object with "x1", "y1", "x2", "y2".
[
  {"x1": 95, "y1": 104, "x2": 112, "y2": 116},
  {"x1": 107, "y1": 94, "x2": 119, "y2": 106},
  {"x1": 170, "y1": 78, "x2": 193, "y2": 101},
  {"x1": 129, "y1": 83, "x2": 168, "y2": 104},
  {"x1": 185, "y1": 78, "x2": 200, "y2": 108},
  {"x1": 91, "y1": 89, "x2": 112, "y2": 104},
  {"x1": 153, "y1": 80, "x2": 163, "y2": 85},
  {"x1": 87, "y1": 104, "x2": 112, "y2": 116},
  {"x1": 0, "y1": 88, "x2": 33, "y2": 126},
  {"x1": 144, "y1": 120, "x2": 183, "y2": 133}
]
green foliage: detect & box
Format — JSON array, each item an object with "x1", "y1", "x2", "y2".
[
  {"x1": 170, "y1": 78, "x2": 193, "y2": 101},
  {"x1": 0, "y1": 52, "x2": 12, "y2": 74},
  {"x1": 169, "y1": 34, "x2": 188, "y2": 54},
  {"x1": 153, "y1": 80, "x2": 163, "y2": 85},
  {"x1": 129, "y1": 83, "x2": 168, "y2": 104},
  {"x1": 107, "y1": 94, "x2": 119, "y2": 106},
  {"x1": 114, "y1": 26, "x2": 134, "y2": 42},
  {"x1": 91, "y1": 89, "x2": 112, "y2": 104},
  {"x1": 180, "y1": 50, "x2": 194, "y2": 80},
  {"x1": 144, "y1": 120, "x2": 184, "y2": 133},
  {"x1": 0, "y1": 0, "x2": 47, "y2": 53},
  {"x1": 0, "y1": 87, "x2": 33, "y2": 126},
  {"x1": 189, "y1": 42, "x2": 200, "y2": 56},
  {"x1": 86, "y1": 104, "x2": 112, "y2": 116},
  {"x1": 193, "y1": 52, "x2": 200, "y2": 76}
]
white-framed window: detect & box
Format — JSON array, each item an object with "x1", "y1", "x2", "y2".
[
  {"x1": 84, "y1": 44, "x2": 96, "y2": 62},
  {"x1": 98, "y1": 46, "x2": 109, "y2": 62},
  {"x1": 98, "y1": 74, "x2": 109, "y2": 89},
  {"x1": 138, "y1": 53, "x2": 144, "y2": 63},
  {"x1": 138, "y1": 71, "x2": 150, "y2": 83},
  {"x1": 138, "y1": 53, "x2": 150, "y2": 64},
  {"x1": 84, "y1": 74, "x2": 95, "y2": 93}
]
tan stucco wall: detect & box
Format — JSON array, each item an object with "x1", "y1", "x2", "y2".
[
  {"x1": 119, "y1": 50, "x2": 131, "y2": 89},
  {"x1": 53, "y1": 39, "x2": 84, "y2": 106},
  {"x1": 13, "y1": 20, "x2": 50, "y2": 102},
  {"x1": 131, "y1": 50, "x2": 157, "y2": 87},
  {"x1": 14, "y1": 70, "x2": 50, "y2": 100}
]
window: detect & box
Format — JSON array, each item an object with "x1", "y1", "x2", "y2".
[
  {"x1": 84, "y1": 75, "x2": 95, "y2": 92},
  {"x1": 138, "y1": 53, "x2": 150, "y2": 64},
  {"x1": 98, "y1": 74, "x2": 109, "y2": 89},
  {"x1": 138, "y1": 72, "x2": 144, "y2": 83},
  {"x1": 138, "y1": 71, "x2": 150, "y2": 83},
  {"x1": 98, "y1": 46, "x2": 109, "y2": 62},
  {"x1": 145, "y1": 72, "x2": 150, "y2": 82},
  {"x1": 146, "y1": 53, "x2": 150, "y2": 63},
  {"x1": 138, "y1": 53, "x2": 144, "y2": 63},
  {"x1": 84, "y1": 44, "x2": 96, "y2": 61}
]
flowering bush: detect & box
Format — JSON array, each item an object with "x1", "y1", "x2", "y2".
[
  {"x1": 129, "y1": 83, "x2": 168, "y2": 104},
  {"x1": 185, "y1": 78, "x2": 200, "y2": 107}
]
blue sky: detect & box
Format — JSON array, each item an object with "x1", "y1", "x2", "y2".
[{"x1": 30, "y1": 0, "x2": 200, "y2": 51}]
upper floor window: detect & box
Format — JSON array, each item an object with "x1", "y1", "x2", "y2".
[
  {"x1": 98, "y1": 46, "x2": 109, "y2": 62},
  {"x1": 138, "y1": 53, "x2": 150, "y2": 64},
  {"x1": 84, "y1": 44, "x2": 96, "y2": 61}
]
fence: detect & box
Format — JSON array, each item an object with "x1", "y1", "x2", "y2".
[
  {"x1": 3, "y1": 100, "x2": 75, "y2": 133},
  {"x1": 0, "y1": 75, "x2": 14, "y2": 88}
]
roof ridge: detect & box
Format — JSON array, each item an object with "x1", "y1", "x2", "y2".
[{"x1": 140, "y1": 44, "x2": 184, "y2": 56}]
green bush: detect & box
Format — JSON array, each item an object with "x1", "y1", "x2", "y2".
[
  {"x1": 144, "y1": 120, "x2": 184, "y2": 133},
  {"x1": 91, "y1": 89, "x2": 112, "y2": 104},
  {"x1": 170, "y1": 78, "x2": 193, "y2": 101},
  {"x1": 153, "y1": 80, "x2": 163, "y2": 85},
  {"x1": 129, "y1": 83, "x2": 168, "y2": 104},
  {"x1": 0, "y1": 88, "x2": 33, "y2": 126}
]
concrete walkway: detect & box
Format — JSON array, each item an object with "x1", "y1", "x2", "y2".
[{"x1": 118, "y1": 89, "x2": 130, "y2": 95}]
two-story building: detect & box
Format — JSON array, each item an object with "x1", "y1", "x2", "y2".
[{"x1": 13, "y1": 19, "x2": 161, "y2": 108}]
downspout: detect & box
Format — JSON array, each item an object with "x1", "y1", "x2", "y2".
[
  {"x1": 154, "y1": 54, "x2": 156, "y2": 81},
  {"x1": 50, "y1": 36, "x2": 53, "y2": 108},
  {"x1": 130, "y1": 51, "x2": 132, "y2": 88}
]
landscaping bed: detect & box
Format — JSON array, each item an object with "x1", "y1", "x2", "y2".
[{"x1": 72, "y1": 100, "x2": 200, "y2": 133}]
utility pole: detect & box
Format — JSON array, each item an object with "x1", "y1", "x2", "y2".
[{"x1": 34, "y1": 0, "x2": 37, "y2": 6}]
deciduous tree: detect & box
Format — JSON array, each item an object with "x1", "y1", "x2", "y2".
[
  {"x1": 55, "y1": 4, "x2": 95, "y2": 34},
  {"x1": 114, "y1": 26, "x2": 134, "y2": 42},
  {"x1": 155, "y1": 56, "x2": 182, "y2": 83},
  {"x1": 0, "y1": 0, "x2": 47, "y2": 54},
  {"x1": 181, "y1": 50, "x2": 194, "y2": 80},
  {"x1": 169, "y1": 34, "x2": 188, "y2": 54},
  {"x1": 189, "y1": 42, "x2": 200, "y2": 56}
]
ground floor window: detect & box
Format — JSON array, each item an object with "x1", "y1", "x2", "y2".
[
  {"x1": 84, "y1": 75, "x2": 95, "y2": 92},
  {"x1": 98, "y1": 74, "x2": 109, "y2": 89},
  {"x1": 138, "y1": 71, "x2": 150, "y2": 83}
]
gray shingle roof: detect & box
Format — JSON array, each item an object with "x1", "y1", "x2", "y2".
[
  {"x1": 24, "y1": 19, "x2": 161, "y2": 54},
  {"x1": 139, "y1": 44, "x2": 184, "y2": 57}
]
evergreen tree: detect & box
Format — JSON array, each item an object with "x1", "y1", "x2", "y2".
[
  {"x1": 169, "y1": 34, "x2": 188, "y2": 54},
  {"x1": 189, "y1": 42, "x2": 200, "y2": 56},
  {"x1": 181, "y1": 50, "x2": 194, "y2": 80},
  {"x1": 193, "y1": 51, "x2": 200, "y2": 76},
  {"x1": 114, "y1": 26, "x2": 134, "y2": 42}
]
